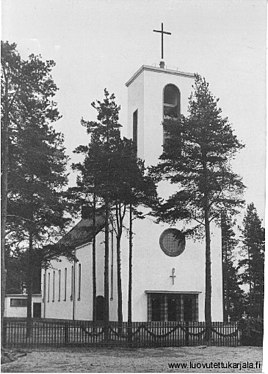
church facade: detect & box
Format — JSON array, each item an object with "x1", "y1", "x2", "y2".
[{"x1": 41, "y1": 62, "x2": 223, "y2": 323}]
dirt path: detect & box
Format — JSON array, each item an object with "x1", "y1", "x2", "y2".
[{"x1": 1, "y1": 346, "x2": 263, "y2": 373}]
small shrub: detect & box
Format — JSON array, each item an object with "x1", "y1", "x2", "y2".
[{"x1": 238, "y1": 317, "x2": 263, "y2": 346}]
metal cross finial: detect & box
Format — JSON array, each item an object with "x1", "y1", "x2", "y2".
[
  {"x1": 153, "y1": 22, "x2": 171, "y2": 60},
  {"x1": 170, "y1": 268, "x2": 176, "y2": 285}
]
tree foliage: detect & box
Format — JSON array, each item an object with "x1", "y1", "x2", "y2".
[
  {"x1": 1, "y1": 41, "x2": 71, "y2": 321},
  {"x1": 72, "y1": 89, "x2": 121, "y2": 323},
  {"x1": 72, "y1": 89, "x2": 157, "y2": 323},
  {"x1": 239, "y1": 203, "x2": 264, "y2": 318},
  {"x1": 151, "y1": 75, "x2": 245, "y2": 228},
  {"x1": 221, "y1": 212, "x2": 244, "y2": 321},
  {"x1": 2, "y1": 41, "x2": 70, "y2": 255},
  {"x1": 150, "y1": 74, "x2": 245, "y2": 332}
]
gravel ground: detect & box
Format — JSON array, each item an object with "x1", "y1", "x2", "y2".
[{"x1": 1, "y1": 346, "x2": 263, "y2": 373}]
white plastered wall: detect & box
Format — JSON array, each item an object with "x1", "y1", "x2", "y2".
[{"x1": 41, "y1": 228, "x2": 118, "y2": 321}]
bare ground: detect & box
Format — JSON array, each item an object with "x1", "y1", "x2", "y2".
[{"x1": 1, "y1": 346, "x2": 263, "y2": 373}]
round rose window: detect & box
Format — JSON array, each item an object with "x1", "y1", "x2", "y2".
[{"x1": 159, "y1": 228, "x2": 185, "y2": 257}]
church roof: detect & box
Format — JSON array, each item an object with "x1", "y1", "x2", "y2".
[
  {"x1": 57, "y1": 213, "x2": 105, "y2": 250},
  {"x1": 125, "y1": 64, "x2": 195, "y2": 87}
]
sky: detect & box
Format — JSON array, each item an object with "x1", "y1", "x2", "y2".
[{"x1": 1, "y1": 0, "x2": 266, "y2": 221}]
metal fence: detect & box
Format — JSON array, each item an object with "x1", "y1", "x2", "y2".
[{"x1": 3, "y1": 318, "x2": 240, "y2": 348}]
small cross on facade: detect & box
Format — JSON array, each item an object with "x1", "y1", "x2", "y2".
[
  {"x1": 170, "y1": 268, "x2": 176, "y2": 285},
  {"x1": 153, "y1": 22, "x2": 171, "y2": 60}
]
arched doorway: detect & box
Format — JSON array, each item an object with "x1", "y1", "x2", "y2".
[{"x1": 96, "y1": 295, "x2": 105, "y2": 321}]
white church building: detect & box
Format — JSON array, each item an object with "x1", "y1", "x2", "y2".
[{"x1": 41, "y1": 61, "x2": 223, "y2": 323}]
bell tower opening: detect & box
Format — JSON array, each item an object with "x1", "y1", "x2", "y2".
[
  {"x1": 163, "y1": 84, "x2": 181, "y2": 146},
  {"x1": 163, "y1": 84, "x2": 180, "y2": 118}
]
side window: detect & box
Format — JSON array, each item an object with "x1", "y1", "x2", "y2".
[
  {"x1": 78, "y1": 264, "x2": 81, "y2": 301},
  {"x1": 70, "y1": 266, "x2": 74, "y2": 300},
  {"x1": 47, "y1": 273, "x2": 50, "y2": 302},
  {"x1": 64, "y1": 268, "x2": 67, "y2": 301},
  {"x1": 58, "y1": 269, "x2": 61, "y2": 301},
  {"x1": 52, "y1": 270, "x2": 55, "y2": 302},
  {"x1": 10, "y1": 298, "x2": 27, "y2": 307},
  {"x1": 133, "y1": 109, "x2": 138, "y2": 153},
  {"x1": 42, "y1": 273, "x2": 46, "y2": 302}
]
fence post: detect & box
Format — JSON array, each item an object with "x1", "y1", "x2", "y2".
[
  {"x1": 64, "y1": 322, "x2": 69, "y2": 345},
  {"x1": 205, "y1": 322, "x2": 212, "y2": 345},
  {"x1": 26, "y1": 317, "x2": 33, "y2": 339},
  {"x1": 185, "y1": 321, "x2": 189, "y2": 346},
  {"x1": 127, "y1": 321, "x2": 132, "y2": 347}
]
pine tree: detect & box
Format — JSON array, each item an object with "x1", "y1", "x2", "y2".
[
  {"x1": 239, "y1": 203, "x2": 264, "y2": 318},
  {"x1": 70, "y1": 142, "x2": 103, "y2": 321},
  {"x1": 1, "y1": 42, "x2": 70, "y2": 330},
  {"x1": 150, "y1": 75, "x2": 245, "y2": 341},
  {"x1": 73, "y1": 89, "x2": 121, "y2": 325},
  {"x1": 73, "y1": 90, "x2": 157, "y2": 325},
  {"x1": 1, "y1": 41, "x2": 25, "y2": 329},
  {"x1": 108, "y1": 138, "x2": 157, "y2": 325}
]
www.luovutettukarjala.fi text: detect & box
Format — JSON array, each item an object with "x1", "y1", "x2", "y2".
[{"x1": 168, "y1": 361, "x2": 262, "y2": 370}]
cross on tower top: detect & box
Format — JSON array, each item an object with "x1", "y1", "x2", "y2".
[{"x1": 153, "y1": 22, "x2": 171, "y2": 61}]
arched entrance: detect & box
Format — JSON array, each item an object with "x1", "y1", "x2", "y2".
[{"x1": 96, "y1": 295, "x2": 105, "y2": 321}]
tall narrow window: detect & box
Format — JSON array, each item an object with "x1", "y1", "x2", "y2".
[
  {"x1": 64, "y1": 268, "x2": 67, "y2": 301},
  {"x1": 133, "y1": 109, "x2": 138, "y2": 153},
  {"x1": 163, "y1": 84, "x2": 181, "y2": 147},
  {"x1": 58, "y1": 270, "x2": 61, "y2": 301},
  {"x1": 52, "y1": 271, "x2": 55, "y2": 302},
  {"x1": 78, "y1": 264, "x2": 81, "y2": 301},
  {"x1": 47, "y1": 273, "x2": 50, "y2": 302},
  {"x1": 42, "y1": 273, "x2": 46, "y2": 302},
  {"x1": 70, "y1": 266, "x2": 74, "y2": 300}
]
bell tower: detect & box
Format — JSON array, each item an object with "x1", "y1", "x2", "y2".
[
  {"x1": 126, "y1": 23, "x2": 196, "y2": 166},
  {"x1": 126, "y1": 64, "x2": 195, "y2": 166}
]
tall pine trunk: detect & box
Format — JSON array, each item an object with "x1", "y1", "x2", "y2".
[
  {"x1": 1, "y1": 78, "x2": 9, "y2": 345},
  {"x1": 128, "y1": 203, "x2": 133, "y2": 324},
  {"x1": 92, "y1": 192, "x2": 96, "y2": 321},
  {"x1": 26, "y1": 229, "x2": 33, "y2": 337},
  {"x1": 247, "y1": 247, "x2": 252, "y2": 317},
  {"x1": 116, "y1": 231, "x2": 123, "y2": 325},
  {"x1": 204, "y1": 205, "x2": 212, "y2": 343},
  {"x1": 221, "y1": 219, "x2": 229, "y2": 322},
  {"x1": 203, "y1": 161, "x2": 212, "y2": 343},
  {"x1": 127, "y1": 204, "x2": 133, "y2": 346},
  {"x1": 104, "y1": 200, "x2": 109, "y2": 337},
  {"x1": 221, "y1": 223, "x2": 226, "y2": 322}
]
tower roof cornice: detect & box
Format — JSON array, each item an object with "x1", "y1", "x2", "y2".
[{"x1": 125, "y1": 65, "x2": 195, "y2": 87}]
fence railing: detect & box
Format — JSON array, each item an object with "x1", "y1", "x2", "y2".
[{"x1": 3, "y1": 318, "x2": 240, "y2": 348}]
